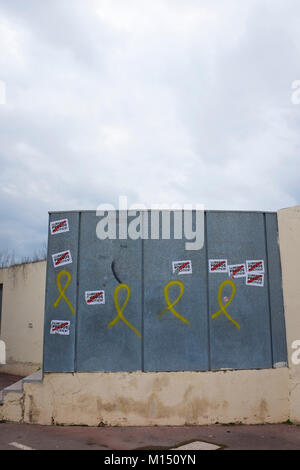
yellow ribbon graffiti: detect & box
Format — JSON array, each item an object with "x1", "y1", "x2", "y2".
[
  {"x1": 108, "y1": 284, "x2": 141, "y2": 339},
  {"x1": 158, "y1": 281, "x2": 190, "y2": 325},
  {"x1": 212, "y1": 280, "x2": 240, "y2": 330},
  {"x1": 53, "y1": 270, "x2": 75, "y2": 314}
]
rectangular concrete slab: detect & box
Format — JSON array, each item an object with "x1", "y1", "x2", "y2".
[
  {"x1": 75, "y1": 211, "x2": 142, "y2": 372},
  {"x1": 43, "y1": 212, "x2": 80, "y2": 372},
  {"x1": 207, "y1": 211, "x2": 273, "y2": 370},
  {"x1": 265, "y1": 213, "x2": 287, "y2": 367},
  {"x1": 42, "y1": 210, "x2": 287, "y2": 373},
  {"x1": 143, "y1": 211, "x2": 209, "y2": 372}
]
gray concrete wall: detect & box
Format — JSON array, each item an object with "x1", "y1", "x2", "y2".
[{"x1": 2, "y1": 206, "x2": 300, "y2": 426}]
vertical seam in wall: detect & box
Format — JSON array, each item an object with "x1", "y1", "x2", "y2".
[
  {"x1": 141, "y1": 234, "x2": 145, "y2": 372},
  {"x1": 204, "y1": 211, "x2": 211, "y2": 371},
  {"x1": 264, "y1": 212, "x2": 274, "y2": 367},
  {"x1": 141, "y1": 209, "x2": 147, "y2": 372},
  {"x1": 275, "y1": 214, "x2": 288, "y2": 362},
  {"x1": 74, "y1": 211, "x2": 82, "y2": 373}
]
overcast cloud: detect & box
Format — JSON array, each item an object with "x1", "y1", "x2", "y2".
[{"x1": 0, "y1": 0, "x2": 300, "y2": 258}]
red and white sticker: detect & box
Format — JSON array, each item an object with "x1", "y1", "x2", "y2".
[
  {"x1": 172, "y1": 260, "x2": 192, "y2": 275},
  {"x1": 50, "y1": 320, "x2": 70, "y2": 335},
  {"x1": 246, "y1": 260, "x2": 264, "y2": 274},
  {"x1": 52, "y1": 250, "x2": 72, "y2": 268},
  {"x1": 50, "y1": 218, "x2": 69, "y2": 235},
  {"x1": 209, "y1": 259, "x2": 228, "y2": 273},
  {"x1": 85, "y1": 290, "x2": 105, "y2": 305},
  {"x1": 246, "y1": 273, "x2": 264, "y2": 287},
  {"x1": 228, "y1": 263, "x2": 246, "y2": 279}
]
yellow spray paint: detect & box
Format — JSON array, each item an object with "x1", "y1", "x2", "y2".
[
  {"x1": 212, "y1": 280, "x2": 240, "y2": 330},
  {"x1": 158, "y1": 281, "x2": 190, "y2": 325},
  {"x1": 108, "y1": 284, "x2": 141, "y2": 339},
  {"x1": 53, "y1": 270, "x2": 75, "y2": 314}
]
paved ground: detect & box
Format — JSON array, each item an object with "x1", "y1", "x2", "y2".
[
  {"x1": 1, "y1": 373, "x2": 300, "y2": 450},
  {"x1": 0, "y1": 422, "x2": 300, "y2": 450}
]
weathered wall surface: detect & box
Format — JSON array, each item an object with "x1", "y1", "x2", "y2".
[
  {"x1": 2, "y1": 206, "x2": 300, "y2": 426},
  {"x1": 278, "y1": 206, "x2": 300, "y2": 423},
  {"x1": 0, "y1": 261, "x2": 46, "y2": 376},
  {"x1": 0, "y1": 391, "x2": 23, "y2": 423},
  {"x1": 44, "y1": 211, "x2": 287, "y2": 374},
  {"x1": 16, "y1": 206, "x2": 298, "y2": 426},
  {"x1": 22, "y1": 369, "x2": 289, "y2": 426}
]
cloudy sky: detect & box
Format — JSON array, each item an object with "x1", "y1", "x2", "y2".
[{"x1": 0, "y1": 0, "x2": 300, "y2": 259}]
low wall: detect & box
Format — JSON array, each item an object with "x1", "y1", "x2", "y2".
[
  {"x1": 0, "y1": 260, "x2": 46, "y2": 375},
  {"x1": 1, "y1": 206, "x2": 300, "y2": 426},
  {"x1": 278, "y1": 206, "x2": 300, "y2": 422},
  {"x1": 22, "y1": 368, "x2": 289, "y2": 426}
]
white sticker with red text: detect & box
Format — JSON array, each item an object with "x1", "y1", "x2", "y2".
[
  {"x1": 52, "y1": 250, "x2": 72, "y2": 268},
  {"x1": 228, "y1": 263, "x2": 246, "y2": 279},
  {"x1": 50, "y1": 218, "x2": 69, "y2": 235},
  {"x1": 246, "y1": 273, "x2": 264, "y2": 287},
  {"x1": 50, "y1": 320, "x2": 70, "y2": 335},
  {"x1": 209, "y1": 259, "x2": 228, "y2": 273},
  {"x1": 172, "y1": 260, "x2": 192, "y2": 275},
  {"x1": 85, "y1": 290, "x2": 105, "y2": 305},
  {"x1": 246, "y1": 260, "x2": 265, "y2": 274}
]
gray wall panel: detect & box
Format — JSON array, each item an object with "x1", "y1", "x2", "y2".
[
  {"x1": 75, "y1": 212, "x2": 142, "y2": 372},
  {"x1": 207, "y1": 212, "x2": 273, "y2": 370},
  {"x1": 42, "y1": 210, "x2": 287, "y2": 373},
  {"x1": 265, "y1": 213, "x2": 288, "y2": 366},
  {"x1": 143, "y1": 211, "x2": 209, "y2": 371},
  {"x1": 43, "y1": 212, "x2": 80, "y2": 372}
]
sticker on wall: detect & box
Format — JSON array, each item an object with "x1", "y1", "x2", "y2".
[
  {"x1": 52, "y1": 250, "x2": 72, "y2": 268},
  {"x1": 172, "y1": 260, "x2": 192, "y2": 275},
  {"x1": 228, "y1": 263, "x2": 246, "y2": 279},
  {"x1": 246, "y1": 273, "x2": 264, "y2": 287},
  {"x1": 246, "y1": 260, "x2": 265, "y2": 274},
  {"x1": 85, "y1": 290, "x2": 105, "y2": 305},
  {"x1": 209, "y1": 259, "x2": 228, "y2": 273},
  {"x1": 50, "y1": 320, "x2": 70, "y2": 335},
  {"x1": 50, "y1": 218, "x2": 69, "y2": 235}
]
